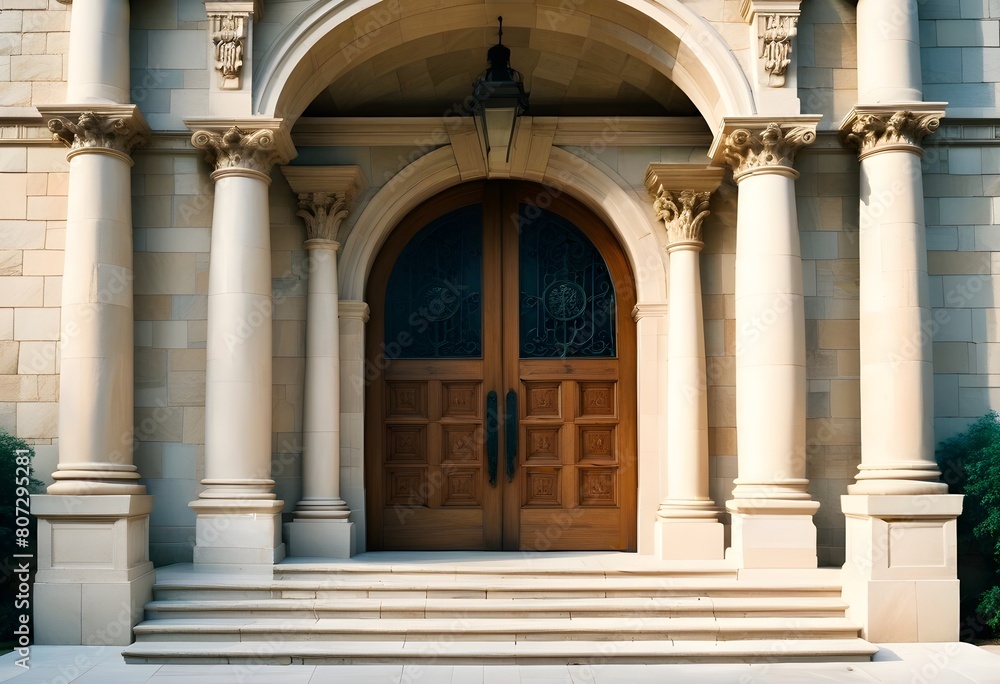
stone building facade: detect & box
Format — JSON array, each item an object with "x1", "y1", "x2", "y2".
[{"x1": 0, "y1": 0, "x2": 993, "y2": 652}]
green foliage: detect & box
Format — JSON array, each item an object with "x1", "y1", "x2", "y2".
[{"x1": 937, "y1": 412, "x2": 1000, "y2": 636}]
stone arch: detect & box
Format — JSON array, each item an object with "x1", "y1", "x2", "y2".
[
  {"x1": 338, "y1": 145, "x2": 667, "y2": 304},
  {"x1": 253, "y1": 0, "x2": 757, "y2": 129}
]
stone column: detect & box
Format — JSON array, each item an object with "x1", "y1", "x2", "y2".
[
  {"x1": 281, "y1": 166, "x2": 366, "y2": 557},
  {"x1": 186, "y1": 119, "x2": 294, "y2": 569},
  {"x1": 837, "y1": 0, "x2": 963, "y2": 642},
  {"x1": 710, "y1": 117, "x2": 821, "y2": 569},
  {"x1": 31, "y1": 106, "x2": 154, "y2": 646},
  {"x1": 645, "y1": 165, "x2": 725, "y2": 561}
]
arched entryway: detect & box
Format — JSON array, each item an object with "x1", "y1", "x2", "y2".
[{"x1": 364, "y1": 182, "x2": 637, "y2": 551}]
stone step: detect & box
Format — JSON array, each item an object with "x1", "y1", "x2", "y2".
[
  {"x1": 144, "y1": 595, "x2": 849, "y2": 620},
  {"x1": 152, "y1": 576, "x2": 843, "y2": 601},
  {"x1": 122, "y1": 637, "x2": 879, "y2": 665},
  {"x1": 132, "y1": 616, "x2": 863, "y2": 643}
]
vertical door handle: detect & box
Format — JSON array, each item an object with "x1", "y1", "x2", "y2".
[
  {"x1": 486, "y1": 390, "x2": 498, "y2": 486},
  {"x1": 505, "y1": 389, "x2": 518, "y2": 482}
]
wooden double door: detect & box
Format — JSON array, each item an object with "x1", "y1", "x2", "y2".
[{"x1": 365, "y1": 182, "x2": 636, "y2": 551}]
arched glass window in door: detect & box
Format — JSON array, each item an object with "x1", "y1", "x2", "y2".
[
  {"x1": 384, "y1": 204, "x2": 483, "y2": 359},
  {"x1": 518, "y1": 206, "x2": 616, "y2": 358}
]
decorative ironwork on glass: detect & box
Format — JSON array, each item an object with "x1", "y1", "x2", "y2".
[
  {"x1": 385, "y1": 204, "x2": 483, "y2": 358},
  {"x1": 519, "y1": 206, "x2": 616, "y2": 357}
]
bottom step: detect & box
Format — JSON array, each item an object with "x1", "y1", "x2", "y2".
[{"x1": 123, "y1": 638, "x2": 879, "y2": 665}]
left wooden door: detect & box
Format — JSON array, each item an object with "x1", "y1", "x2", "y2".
[{"x1": 366, "y1": 184, "x2": 504, "y2": 550}]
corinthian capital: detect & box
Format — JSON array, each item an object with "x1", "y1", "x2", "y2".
[
  {"x1": 644, "y1": 164, "x2": 724, "y2": 247},
  {"x1": 840, "y1": 104, "x2": 946, "y2": 159},
  {"x1": 712, "y1": 118, "x2": 819, "y2": 180},
  {"x1": 297, "y1": 192, "x2": 348, "y2": 243},
  {"x1": 186, "y1": 118, "x2": 295, "y2": 177},
  {"x1": 38, "y1": 105, "x2": 149, "y2": 157},
  {"x1": 653, "y1": 190, "x2": 712, "y2": 246}
]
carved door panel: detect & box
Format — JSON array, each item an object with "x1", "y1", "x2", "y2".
[{"x1": 366, "y1": 183, "x2": 636, "y2": 551}]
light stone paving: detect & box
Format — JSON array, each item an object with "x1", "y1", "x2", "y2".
[{"x1": 2, "y1": 643, "x2": 1000, "y2": 683}]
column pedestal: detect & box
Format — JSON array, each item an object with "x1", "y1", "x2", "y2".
[
  {"x1": 32, "y1": 495, "x2": 154, "y2": 645},
  {"x1": 841, "y1": 494, "x2": 963, "y2": 641}
]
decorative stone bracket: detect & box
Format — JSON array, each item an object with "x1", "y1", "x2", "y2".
[
  {"x1": 741, "y1": 0, "x2": 802, "y2": 88},
  {"x1": 205, "y1": 1, "x2": 261, "y2": 90}
]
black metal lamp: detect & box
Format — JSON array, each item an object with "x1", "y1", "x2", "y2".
[{"x1": 472, "y1": 16, "x2": 529, "y2": 163}]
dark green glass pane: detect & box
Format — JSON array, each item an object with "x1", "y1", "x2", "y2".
[
  {"x1": 384, "y1": 204, "x2": 483, "y2": 358},
  {"x1": 519, "y1": 205, "x2": 616, "y2": 358}
]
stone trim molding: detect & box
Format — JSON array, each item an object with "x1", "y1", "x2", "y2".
[
  {"x1": 631, "y1": 303, "x2": 669, "y2": 321},
  {"x1": 39, "y1": 105, "x2": 150, "y2": 158},
  {"x1": 710, "y1": 116, "x2": 821, "y2": 181},
  {"x1": 840, "y1": 104, "x2": 947, "y2": 160},
  {"x1": 339, "y1": 301, "x2": 370, "y2": 322},
  {"x1": 280, "y1": 165, "x2": 367, "y2": 206},
  {"x1": 187, "y1": 118, "x2": 295, "y2": 176}
]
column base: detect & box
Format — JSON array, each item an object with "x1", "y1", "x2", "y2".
[
  {"x1": 654, "y1": 519, "x2": 725, "y2": 561},
  {"x1": 189, "y1": 498, "x2": 286, "y2": 572},
  {"x1": 726, "y1": 499, "x2": 820, "y2": 568},
  {"x1": 31, "y1": 495, "x2": 155, "y2": 646},
  {"x1": 286, "y1": 519, "x2": 356, "y2": 558},
  {"x1": 841, "y1": 493, "x2": 963, "y2": 642}
]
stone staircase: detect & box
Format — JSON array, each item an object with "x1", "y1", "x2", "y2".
[{"x1": 122, "y1": 554, "x2": 878, "y2": 665}]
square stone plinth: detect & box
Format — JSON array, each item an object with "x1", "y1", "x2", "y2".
[
  {"x1": 841, "y1": 493, "x2": 963, "y2": 642},
  {"x1": 726, "y1": 499, "x2": 820, "y2": 569},
  {"x1": 31, "y1": 494, "x2": 155, "y2": 645},
  {"x1": 286, "y1": 519, "x2": 356, "y2": 558},
  {"x1": 190, "y1": 498, "x2": 286, "y2": 572},
  {"x1": 655, "y1": 519, "x2": 725, "y2": 561}
]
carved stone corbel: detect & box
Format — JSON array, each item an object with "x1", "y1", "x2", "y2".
[
  {"x1": 205, "y1": 1, "x2": 259, "y2": 90},
  {"x1": 741, "y1": 0, "x2": 802, "y2": 88}
]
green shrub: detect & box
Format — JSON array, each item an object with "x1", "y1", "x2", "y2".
[
  {"x1": 937, "y1": 412, "x2": 1000, "y2": 639},
  {"x1": 0, "y1": 431, "x2": 44, "y2": 647}
]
